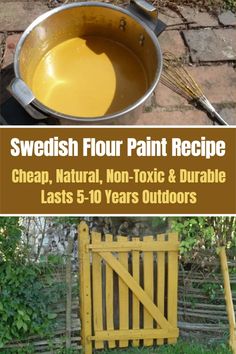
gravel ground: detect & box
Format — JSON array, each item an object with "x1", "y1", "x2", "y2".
[{"x1": 48, "y1": 0, "x2": 236, "y2": 13}]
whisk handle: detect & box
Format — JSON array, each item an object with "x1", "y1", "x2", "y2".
[
  {"x1": 199, "y1": 97, "x2": 229, "y2": 126},
  {"x1": 211, "y1": 110, "x2": 229, "y2": 126}
]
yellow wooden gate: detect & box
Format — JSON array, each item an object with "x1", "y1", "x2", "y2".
[{"x1": 79, "y1": 221, "x2": 179, "y2": 354}]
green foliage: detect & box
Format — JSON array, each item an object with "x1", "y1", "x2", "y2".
[
  {"x1": 0, "y1": 218, "x2": 20, "y2": 236},
  {"x1": 1, "y1": 347, "x2": 80, "y2": 354},
  {"x1": 0, "y1": 345, "x2": 35, "y2": 354},
  {"x1": 0, "y1": 262, "x2": 65, "y2": 348},
  {"x1": 171, "y1": 217, "x2": 236, "y2": 255},
  {"x1": 201, "y1": 282, "x2": 224, "y2": 303},
  {"x1": 151, "y1": 217, "x2": 168, "y2": 232},
  {"x1": 224, "y1": 0, "x2": 236, "y2": 11},
  {"x1": 0, "y1": 217, "x2": 23, "y2": 262},
  {"x1": 1, "y1": 340, "x2": 80, "y2": 354},
  {"x1": 1, "y1": 340, "x2": 231, "y2": 354},
  {"x1": 97, "y1": 339, "x2": 231, "y2": 353},
  {"x1": 0, "y1": 218, "x2": 66, "y2": 348},
  {"x1": 171, "y1": 217, "x2": 211, "y2": 254}
]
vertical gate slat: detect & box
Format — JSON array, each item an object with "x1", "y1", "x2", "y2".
[
  {"x1": 157, "y1": 234, "x2": 165, "y2": 345},
  {"x1": 167, "y1": 233, "x2": 178, "y2": 344},
  {"x1": 132, "y1": 238, "x2": 140, "y2": 347},
  {"x1": 105, "y1": 234, "x2": 116, "y2": 348},
  {"x1": 92, "y1": 232, "x2": 104, "y2": 349},
  {"x1": 143, "y1": 236, "x2": 154, "y2": 346},
  {"x1": 118, "y1": 236, "x2": 129, "y2": 348},
  {"x1": 79, "y1": 222, "x2": 92, "y2": 354}
]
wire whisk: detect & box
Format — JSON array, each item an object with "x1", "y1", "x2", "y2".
[{"x1": 161, "y1": 52, "x2": 228, "y2": 126}]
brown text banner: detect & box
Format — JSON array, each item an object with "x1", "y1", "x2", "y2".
[{"x1": 0, "y1": 127, "x2": 235, "y2": 214}]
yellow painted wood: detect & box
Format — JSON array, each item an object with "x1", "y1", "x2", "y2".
[
  {"x1": 89, "y1": 241, "x2": 178, "y2": 252},
  {"x1": 167, "y1": 233, "x2": 179, "y2": 344},
  {"x1": 219, "y1": 247, "x2": 236, "y2": 354},
  {"x1": 99, "y1": 251, "x2": 172, "y2": 330},
  {"x1": 91, "y1": 328, "x2": 179, "y2": 341},
  {"x1": 66, "y1": 237, "x2": 73, "y2": 348},
  {"x1": 143, "y1": 236, "x2": 154, "y2": 346},
  {"x1": 79, "y1": 222, "x2": 92, "y2": 354},
  {"x1": 105, "y1": 234, "x2": 116, "y2": 348},
  {"x1": 132, "y1": 238, "x2": 140, "y2": 347},
  {"x1": 157, "y1": 234, "x2": 165, "y2": 345},
  {"x1": 79, "y1": 226, "x2": 180, "y2": 353},
  {"x1": 92, "y1": 232, "x2": 104, "y2": 349},
  {"x1": 117, "y1": 236, "x2": 129, "y2": 347}
]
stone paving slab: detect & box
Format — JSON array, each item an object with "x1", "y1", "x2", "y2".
[
  {"x1": 188, "y1": 65, "x2": 236, "y2": 104},
  {"x1": 158, "y1": 9, "x2": 185, "y2": 30},
  {"x1": 155, "y1": 82, "x2": 187, "y2": 108},
  {"x1": 159, "y1": 30, "x2": 186, "y2": 58},
  {"x1": 2, "y1": 34, "x2": 22, "y2": 69},
  {"x1": 179, "y1": 6, "x2": 218, "y2": 28},
  {"x1": 155, "y1": 64, "x2": 236, "y2": 108},
  {"x1": 0, "y1": 1, "x2": 48, "y2": 31},
  {"x1": 136, "y1": 109, "x2": 212, "y2": 125},
  {"x1": 218, "y1": 11, "x2": 236, "y2": 26},
  {"x1": 183, "y1": 28, "x2": 236, "y2": 62},
  {"x1": 218, "y1": 107, "x2": 236, "y2": 125}
]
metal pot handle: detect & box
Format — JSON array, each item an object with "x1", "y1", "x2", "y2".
[
  {"x1": 8, "y1": 78, "x2": 48, "y2": 120},
  {"x1": 128, "y1": 0, "x2": 166, "y2": 36}
]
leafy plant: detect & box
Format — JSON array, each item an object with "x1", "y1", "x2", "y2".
[
  {"x1": 0, "y1": 262, "x2": 66, "y2": 348},
  {"x1": 202, "y1": 282, "x2": 224, "y2": 303},
  {"x1": 0, "y1": 218, "x2": 66, "y2": 348},
  {"x1": 224, "y1": 0, "x2": 236, "y2": 11},
  {"x1": 0, "y1": 345, "x2": 35, "y2": 353},
  {"x1": 171, "y1": 217, "x2": 236, "y2": 255},
  {"x1": 0, "y1": 217, "x2": 24, "y2": 263}
]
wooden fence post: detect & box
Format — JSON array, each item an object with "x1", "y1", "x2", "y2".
[
  {"x1": 219, "y1": 247, "x2": 236, "y2": 354},
  {"x1": 66, "y1": 237, "x2": 73, "y2": 348},
  {"x1": 167, "y1": 233, "x2": 179, "y2": 344},
  {"x1": 79, "y1": 222, "x2": 92, "y2": 354}
]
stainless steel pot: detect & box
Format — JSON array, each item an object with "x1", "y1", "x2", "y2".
[{"x1": 9, "y1": 0, "x2": 165, "y2": 125}]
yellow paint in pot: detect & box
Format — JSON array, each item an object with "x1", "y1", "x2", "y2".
[{"x1": 30, "y1": 36, "x2": 148, "y2": 117}]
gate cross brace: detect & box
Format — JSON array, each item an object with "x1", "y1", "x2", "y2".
[
  {"x1": 88, "y1": 328, "x2": 179, "y2": 341},
  {"x1": 99, "y1": 251, "x2": 173, "y2": 331}
]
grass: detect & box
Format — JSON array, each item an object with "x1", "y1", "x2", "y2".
[
  {"x1": 2, "y1": 339, "x2": 232, "y2": 353},
  {"x1": 93, "y1": 340, "x2": 231, "y2": 354},
  {"x1": 59, "y1": 341, "x2": 232, "y2": 353}
]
